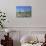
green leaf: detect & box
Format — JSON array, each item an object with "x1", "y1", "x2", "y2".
[
  {"x1": 1, "y1": 25, "x2": 3, "y2": 28},
  {"x1": 4, "y1": 13, "x2": 5, "y2": 15},
  {"x1": 0, "y1": 12, "x2": 2, "y2": 13},
  {"x1": 3, "y1": 16, "x2": 6, "y2": 17},
  {"x1": 1, "y1": 19, "x2": 6, "y2": 21}
]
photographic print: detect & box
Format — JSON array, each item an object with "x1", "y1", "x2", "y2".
[{"x1": 16, "y1": 6, "x2": 32, "y2": 17}]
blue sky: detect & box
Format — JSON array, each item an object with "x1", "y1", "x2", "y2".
[{"x1": 16, "y1": 6, "x2": 32, "y2": 12}]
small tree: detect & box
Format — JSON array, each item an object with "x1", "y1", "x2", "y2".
[{"x1": 0, "y1": 10, "x2": 6, "y2": 28}]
